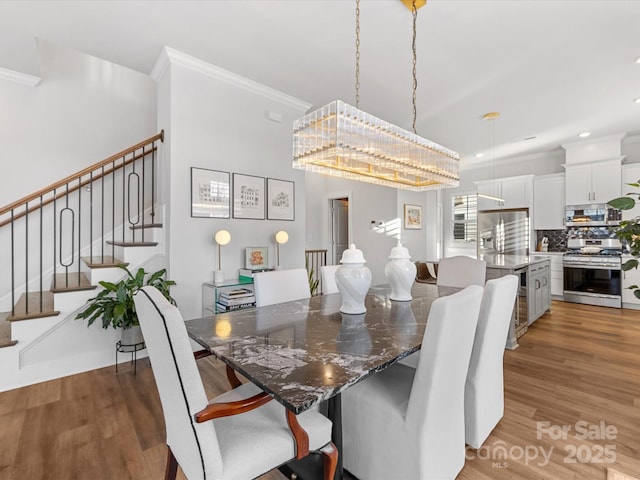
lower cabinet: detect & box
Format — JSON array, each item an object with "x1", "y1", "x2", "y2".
[
  {"x1": 622, "y1": 254, "x2": 640, "y2": 309},
  {"x1": 528, "y1": 260, "x2": 551, "y2": 324}
]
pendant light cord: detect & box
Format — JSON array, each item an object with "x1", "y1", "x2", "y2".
[
  {"x1": 412, "y1": 0, "x2": 418, "y2": 134},
  {"x1": 355, "y1": 0, "x2": 361, "y2": 109}
]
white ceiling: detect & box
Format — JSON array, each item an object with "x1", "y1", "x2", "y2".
[{"x1": 2, "y1": 0, "x2": 640, "y2": 169}]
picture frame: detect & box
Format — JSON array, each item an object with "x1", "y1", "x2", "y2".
[
  {"x1": 404, "y1": 204, "x2": 423, "y2": 230},
  {"x1": 191, "y1": 167, "x2": 230, "y2": 218},
  {"x1": 245, "y1": 246, "x2": 269, "y2": 270},
  {"x1": 267, "y1": 178, "x2": 295, "y2": 221},
  {"x1": 233, "y1": 173, "x2": 265, "y2": 220}
]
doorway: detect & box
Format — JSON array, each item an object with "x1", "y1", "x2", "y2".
[{"x1": 330, "y1": 197, "x2": 349, "y2": 265}]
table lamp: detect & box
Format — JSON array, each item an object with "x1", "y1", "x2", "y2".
[
  {"x1": 214, "y1": 229, "x2": 231, "y2": 284},
  {"x1": 275, "y1": 230, "x2": 289, "y2": 269}
]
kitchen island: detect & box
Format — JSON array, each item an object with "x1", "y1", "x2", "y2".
[{"x1": 479, "y1": 254, "x2": 552, "y2": 349}]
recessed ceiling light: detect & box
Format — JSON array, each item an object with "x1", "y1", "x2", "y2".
[
  {"x1": 636, "y1": 57, "x2": 640, "y2": 64},
  {"x1": 475, "y1": 153, "x2": 484, "y2": 158},
  {"x1": 634, "y1": 97, "x2": 640, "y2": 103},
  {"x1": 578, "y1": 132, "x2": 591, "y2": 138}
]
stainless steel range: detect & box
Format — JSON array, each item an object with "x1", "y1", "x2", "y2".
[{"x1": 563, "y1": 238, "x2": 622, "y2": 308}]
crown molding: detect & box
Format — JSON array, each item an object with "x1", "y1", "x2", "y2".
[
  {"x1": 0, "y1": 66, "x2": 41, "y2": 87},
  {"x1": 151, "y1": 46, "x2": 311, "y2": 112}
]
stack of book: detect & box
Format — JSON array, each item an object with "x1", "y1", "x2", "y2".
[
  {"x1": 238, "y1": 267, "x2": 274, "y2": 281},
  {"x1": 216, "y1": 287, "x2": 256, "y2": 312}
]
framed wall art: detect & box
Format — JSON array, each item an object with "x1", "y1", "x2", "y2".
[
  {"x1": 245, "y1": 246, "x2": 269, "y2": 270},
  {"x1": 233, "y1": 173, "x2": 265, "y2": 220},
  {"x1": 191, "y1": 167, "x2": 230, "y2": 218},
  {"x1": 404, "y1": 204, "x2": 422, "y2": 230},
  {"x1": 267, "y1": 178, "x2": 295, "y2": 221}
]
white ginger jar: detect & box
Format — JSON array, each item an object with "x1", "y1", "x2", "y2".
[
  {"x1": 335, "y1": 244, "x2": 372, "y2": 315},
  {"x1": 384, "y1": 241, "x2": 416, "y2": 302}
]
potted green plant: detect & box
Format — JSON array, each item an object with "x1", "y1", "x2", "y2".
[
  {"x1": 76, "y1": 265, "x2": 176, "y2": 345},
  {"x1": 608, "y1": 179, "x2": 640, "y2": 299}
]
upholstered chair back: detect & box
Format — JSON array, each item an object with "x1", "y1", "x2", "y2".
[
  {"x1": 437, "y1": 255, "x2": 486, "y2": 288},
  {"x1": 320, "y1": 265, "x2": 340, "y2": 294},
  {"x1": 134, "y1": 286, "x2": 222, "y2": 480},
  {"x1": 406, "y1": 284, "x2": 483, "y2": 478},
  {"x1": 253, "y1": 268, "x2": 311, "y2": 307},
  {"x1": 465, "y1": 274, "x2": 519, "y2": 448}
]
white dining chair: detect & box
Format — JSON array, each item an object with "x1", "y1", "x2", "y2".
[
  {"x1": 341, "y1": 285, "x2": 484, "y2": 480},
  {"x1": 253, "y1": 268, "x2": 311, "y2": 307},
  {"x1": 400, "y1": 255, "x2": 487, "y2": 368},
  {"x1": 464, "y1": 274, "x2": 519, "y2": 449},
  {"x1": 320, "y1": 264, "x2": 340, "y2": 294},
  {"x1": 133, "y1": 286, "x2": 338, "y2": 480},
  {"x1": 437, "y1": 255, "x2": 487, "y2": 288},
  {"x1": 400, "y1": 256, "x2": 487, "y2": 369}
]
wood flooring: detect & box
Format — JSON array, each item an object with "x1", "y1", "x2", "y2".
[{"x1": 0, "y1": 300, "x2": 639, "y2": 479}]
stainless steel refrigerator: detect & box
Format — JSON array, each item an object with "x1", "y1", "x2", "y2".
[{"x1": 477, "y1": 208, "x2": 530, "y2": 256}]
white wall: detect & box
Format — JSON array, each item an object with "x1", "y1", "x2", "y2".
[
  {"x1": 304, "y1": 172, "x2": 405, "y2": 286},
  {"x1": 155, "y1": 50, "x2": 310, "y2": 320},
  {"x1": 0, "y1": 40, "x2": 156, "y2": 208}
]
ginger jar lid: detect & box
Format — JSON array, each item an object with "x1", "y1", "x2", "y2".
[
  {"x1": 341, "y1": 244, "x2": 366, "y2": 264},
  {"x1": 389, "y1": 241, "x2": 411, "y2": 260}
]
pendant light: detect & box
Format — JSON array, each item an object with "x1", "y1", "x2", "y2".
[
  {"x1": 477, "y1": 112, "x2": 505, "y2": 203},
  {"x1": 292, "y1": 0, "x2": 460, "y2": 191}
]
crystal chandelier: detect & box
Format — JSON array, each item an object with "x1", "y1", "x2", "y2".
[{"x1": 292, "y1": 0, "x2": 460, "y2": 191}]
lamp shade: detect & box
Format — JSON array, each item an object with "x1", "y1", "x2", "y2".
[
  {"x1": 214, "y1": 229, "x2": 231, "y2": 246},
  {"x1": 275, "y1": 230, "x2": 289, "y2": 245}
]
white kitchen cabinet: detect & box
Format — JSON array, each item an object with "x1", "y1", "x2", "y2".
[
  {"x1": 476, "y1": 175, "x2": 533, "y2": 211},
  {"x1": 533, "y1": 173, "x2": 565, "y2": 230},
  {"x1": 537, "y1": 252, "x2": 564, "y2": 297},
  {"x1": 622, "y1": 254, "x2": 640, "y2": 309},
  {"x1": 564, "y1": 159, "x2": 621, "y2": 205},
  {"x1": 621, "y1": 164, "x2": 640, "y2": 221},
  {"x1": 528, "y1": 260, "x2": 551, "y2": 324}
]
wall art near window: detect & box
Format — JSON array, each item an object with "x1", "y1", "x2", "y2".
[
  {"x1": 233, "y1": 173, "x2": 265, "y2": 219},
  {"x1": 267, "y1": 178, "x2": 295, "y2": 221},
  {"x1": 191, "y1": 167, "x2": 230, "y2": 218},
  {"x1": 404, "y1": 204, "x2": 423, "y2": 230},
  {"x1": 245, "y1": 246, "x2": 269, "y2": 270}
]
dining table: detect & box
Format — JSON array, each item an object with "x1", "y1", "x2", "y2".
[{"x1": 185, "y1": 282, "x2": 459, "y2": 480}]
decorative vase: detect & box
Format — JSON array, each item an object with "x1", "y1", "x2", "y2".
[
  {"x1": 385, "y1": 241, "x2": 416, "y2": 301},
  {"x1": 335, "y1": 244, "x2": 372, "y2": 315}
]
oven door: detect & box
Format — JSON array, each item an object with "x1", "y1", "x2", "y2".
[{"x1": 563, "y1": 263, "x2": 622, "y2": 308}]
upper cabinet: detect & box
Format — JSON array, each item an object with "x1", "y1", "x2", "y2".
[
  {"x1": 621, "y1": 164, "x2": 640, "y2": 221},
  {"x1": 533, "y1": 173, "x2": 565, "y2": 230},
  {"x1": 564, "y1": 159, "x2": 621, "y2": 205},
  {"x1": 476, "y1": 175, "x2": 533, "y2": 211}
]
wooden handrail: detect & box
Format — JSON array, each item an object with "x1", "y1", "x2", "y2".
[
  {"x1": 0, "y1": 130, "x2": 163, "y2": 217},
  {"x1": 0, "y1": 147, "x2": 157, "y2": 228}
]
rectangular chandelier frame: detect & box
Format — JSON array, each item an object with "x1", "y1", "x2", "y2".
[{"x1": 292, "y1": 100, "x2": 460, "y2": 191}]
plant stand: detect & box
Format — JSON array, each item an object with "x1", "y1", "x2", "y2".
[{"x1": 115, "y1": 340, "x2": 145, "y2": 375}]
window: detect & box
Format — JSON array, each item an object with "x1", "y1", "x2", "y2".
[{"x1": 452, "y1": 194, "x2": 477, "y2": 243}]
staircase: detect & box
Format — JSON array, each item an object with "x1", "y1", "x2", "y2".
[{"x1": 0, "y1": 132, "x2": 165, "y2": 389}]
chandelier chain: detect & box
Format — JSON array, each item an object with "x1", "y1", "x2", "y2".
[
  {"x1": 412, "y1": 0, "x2": 418, "y2": 134},
  {"x1": 355, "y1": 0, "x2": 361, "y2": 109}
]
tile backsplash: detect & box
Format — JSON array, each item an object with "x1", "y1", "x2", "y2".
[{"x1": 535, "y1": 230, "x2": 566, "y2": 252}]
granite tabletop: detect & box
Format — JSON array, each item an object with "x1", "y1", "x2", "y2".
[{"x1": 186, "y1": 283, "x2": 459, "y2": 414}]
